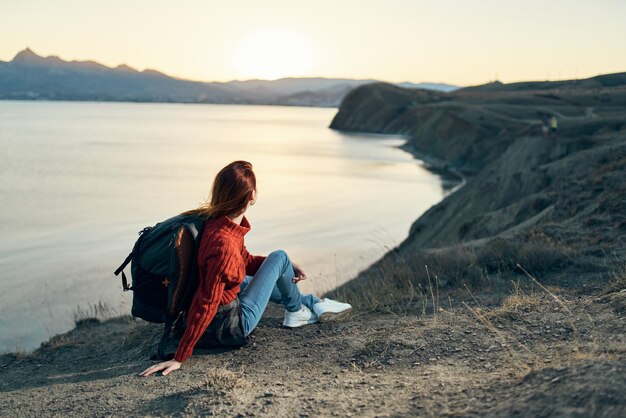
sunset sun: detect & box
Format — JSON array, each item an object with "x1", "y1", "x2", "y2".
[{"x1": 233, "y1": 29, "x2": 317, "y2": 80}]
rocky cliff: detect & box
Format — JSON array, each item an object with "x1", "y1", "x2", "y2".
[{"x1": 330, "y1": 75, "x2": 626, "y2": 291}]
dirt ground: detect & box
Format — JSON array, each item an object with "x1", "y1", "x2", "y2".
[{"x1": 1, "y1": 283, "x2": 624, "y2": 417}]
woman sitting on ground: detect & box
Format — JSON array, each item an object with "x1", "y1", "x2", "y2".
[{"x1": 140, "y1": 160, "x2": 352, "y2": 377}]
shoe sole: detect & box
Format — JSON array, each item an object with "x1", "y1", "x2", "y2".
[
  {"x1": 317, "y1": 307, "x2": 352, "y2": 323},
  {"x1": 282, "y1": 318, "x2": 319, "y2": 328}
]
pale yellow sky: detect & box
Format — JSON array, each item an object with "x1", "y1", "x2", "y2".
[{"x1": 1, "y1": 0, "x2": 625, "y2": 86}]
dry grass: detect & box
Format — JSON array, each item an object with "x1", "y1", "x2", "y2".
[
  {"x1": 328, "y1": 232, "x2": 575, "y2": 313},
  {"x1": 500, "y1": 292, "x2": 541, "y2": 311},
  {"x1": 461, "y1": 268, "x2": 617, "y2": 376},
  {"x1": 485, "y1": 283, "x2": 543, "y2": 319},
  {"x1": 607, "y1": 258, "x2": 626, "y2": 292},
  {"x1": 474, "y1": 231, "x2": 574, "y2": 276},
  {"x1": 462, "y1": 301, "x2": 534, "y2": 375},
  {"x1": 29, "y1": 301, "x2": 123, "y2": 353},
  {"x1": 204, "y1": 367, "x2": 248, "y2": 396},
  {"x1": 72, "y1": 300, "x2": 117, "y2": 325},
  {"x1": 1, "y1": 349, "x2": 32, "y2": 361},
  {"x1": 41, "y1": 333, "x2": 79, "y2": 349}
]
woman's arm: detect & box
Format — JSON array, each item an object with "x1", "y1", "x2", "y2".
[
  {"x1": 175, "y1": 243, "x2": 237, "y2": 362},
  {"x1": 242, "y1": 244, "x2": 266, "y2": 276},
  {"x1": 292, "y1": 262, "x2": 307, "y2": 283},
  {"x1": 139, "y1": 245, "x2": 235, "y2": 376},
  {"x1": 174, "y1": 278, "x2": 226, "y2": 362}
]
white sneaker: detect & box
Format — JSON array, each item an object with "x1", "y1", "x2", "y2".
[
  {"x1": 283, "y1": 305, "x2": 318, "y2": 328},
  {"x1": 313, "y1": 298, "x2": 352, "y2": 322}
]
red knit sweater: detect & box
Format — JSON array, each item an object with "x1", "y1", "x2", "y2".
[{"x1": 174, "y1": 214, "x2": 266, "y2": 362}]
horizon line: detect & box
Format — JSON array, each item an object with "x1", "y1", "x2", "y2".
[{"x1": 4, "y1": 46, "x2": 624, "y2": 87}]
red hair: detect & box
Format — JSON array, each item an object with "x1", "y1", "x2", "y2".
[{"x1": 185, "y1": 160, "x2": 256, "y2": 219}]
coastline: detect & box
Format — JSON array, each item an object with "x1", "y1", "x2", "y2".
[
  {"x1": 329, "y1": 127, "x2": 467, "y2": 193},
  {"x1": 398, "y1": 140, "x2": 466, "y2": 194}
]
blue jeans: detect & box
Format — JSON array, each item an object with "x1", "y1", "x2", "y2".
[{"x1": 238, "y1": 249, "x2": 321, "y2": 336}]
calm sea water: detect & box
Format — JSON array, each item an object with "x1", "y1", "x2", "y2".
[{"x1": 0, "y1": 101, "x2": 445, "y2": 352}]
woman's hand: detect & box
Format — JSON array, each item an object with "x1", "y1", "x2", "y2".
[
  {"x1": 293, "y1": 263, "x2": 307, "y2": 283},
  {"x1": 139, "y1": 360, "x2": 181, "y2": 377}
]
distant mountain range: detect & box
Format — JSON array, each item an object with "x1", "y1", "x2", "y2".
[{"x1": 0, "y1": 48, "x2": 460, "y2": 107}]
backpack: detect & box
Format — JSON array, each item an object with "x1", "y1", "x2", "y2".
[{"x1": 114, "y1": 213, "x2": 205, "y2": 360}]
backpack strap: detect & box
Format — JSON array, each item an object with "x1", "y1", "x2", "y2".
[
  {"x1": 114, "y1": 252, "x2": 134, "y2": 291},
  {"x1": 114, "y1": 225, "x2": 153, "y2": 292},
  {"x1": 185, "y1": 221, "x2": 200, "y2": 239},
  {"x1": 153, "y1": 312, "x2": 185, "y2": 361}
]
